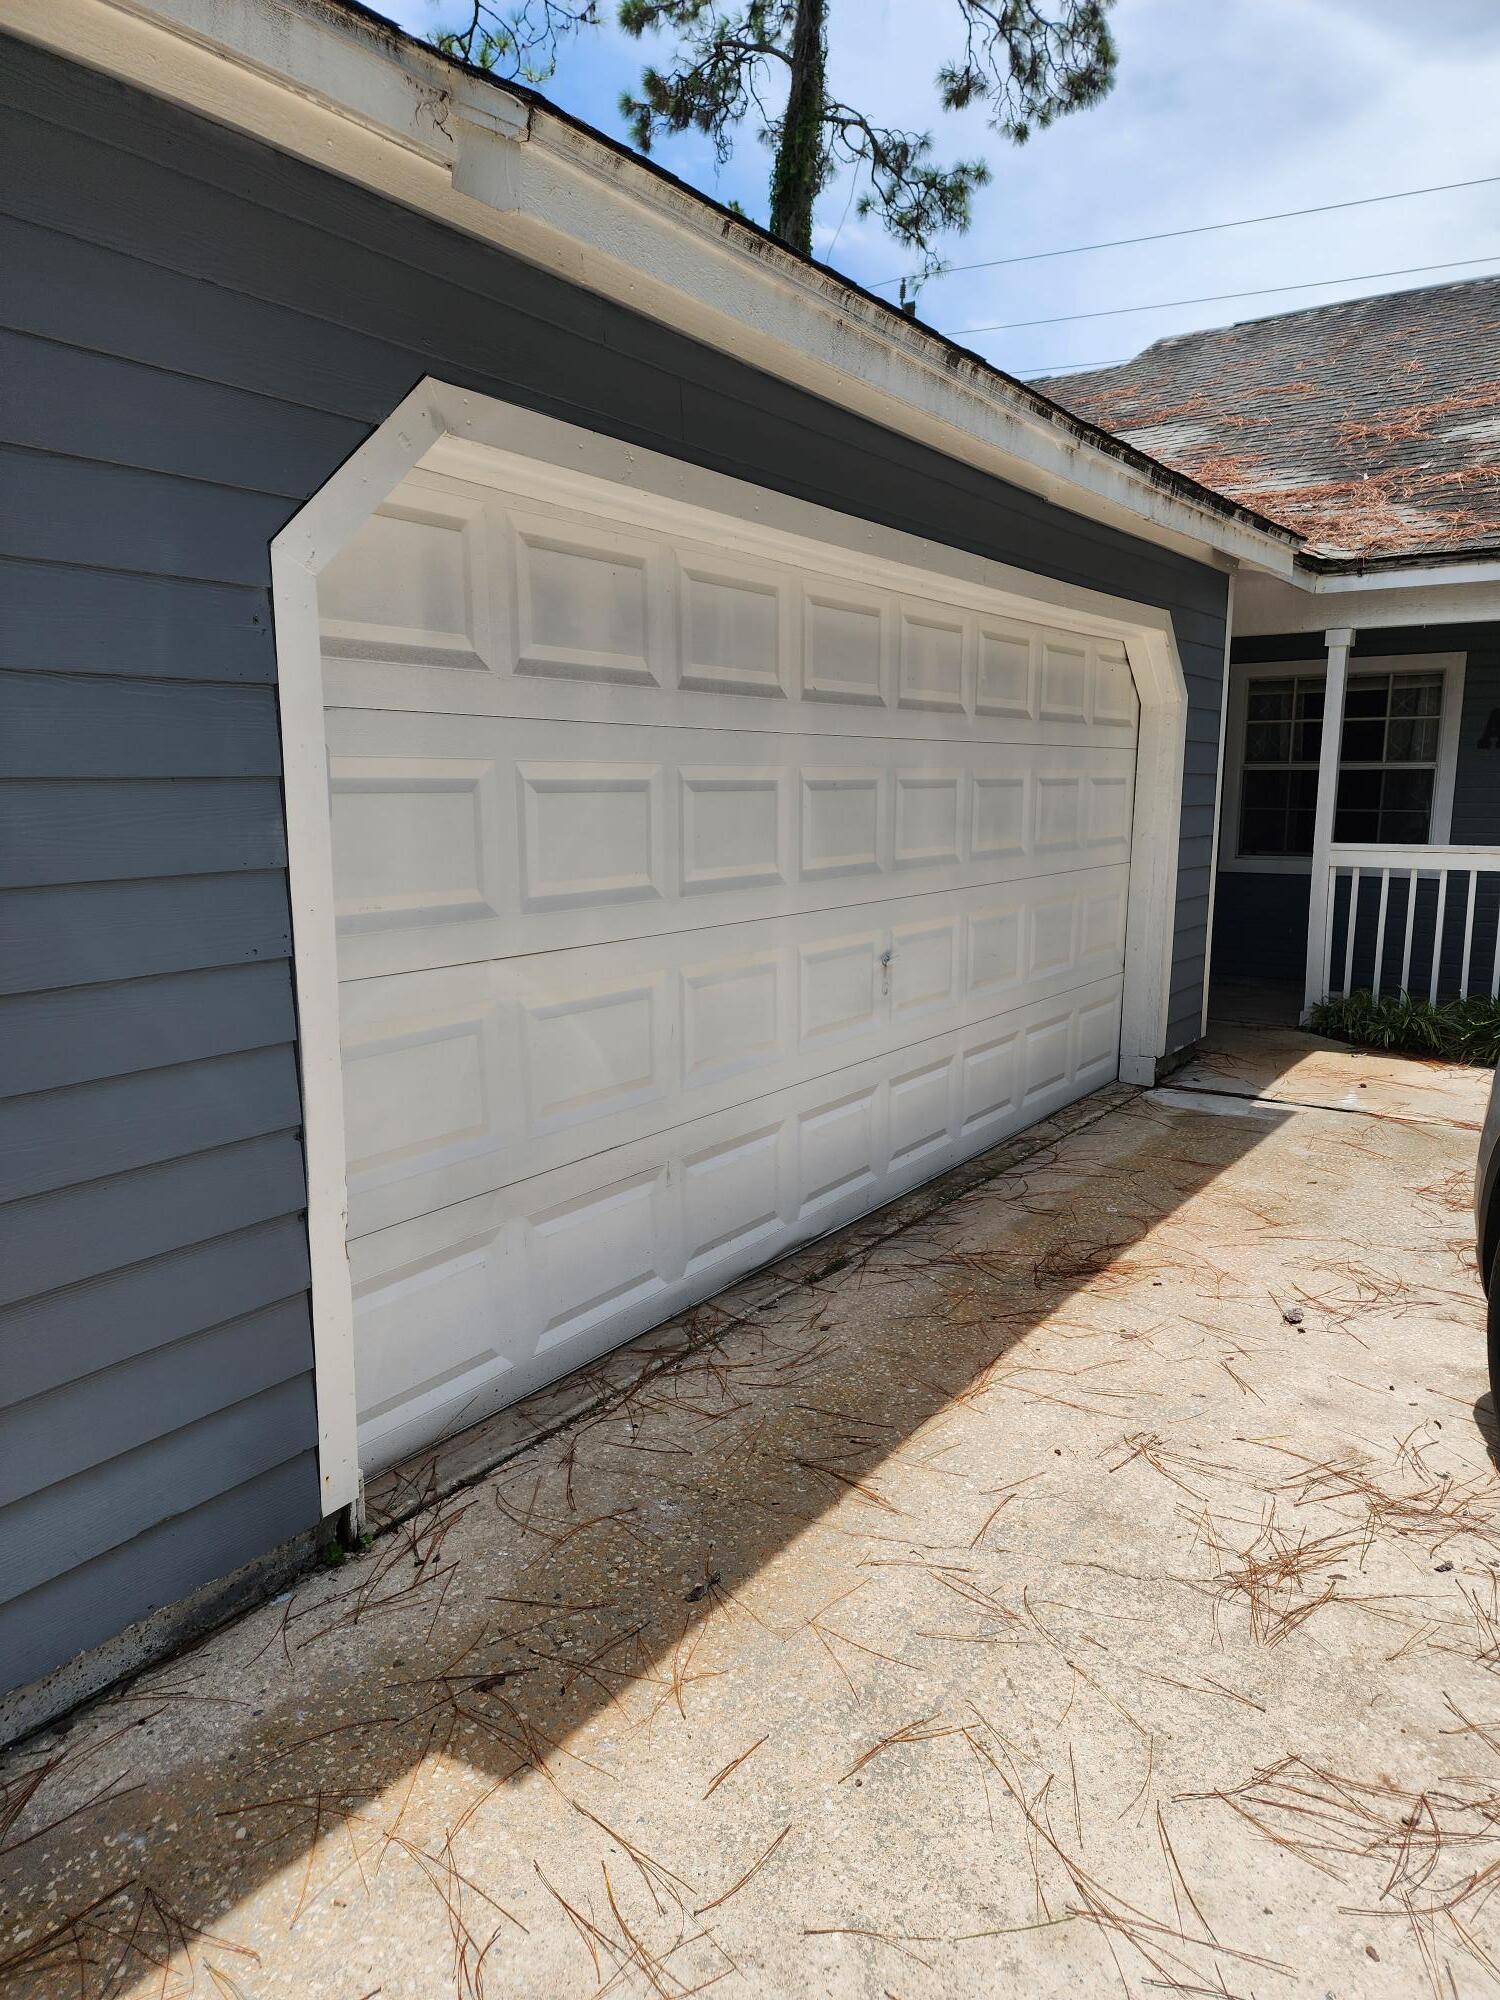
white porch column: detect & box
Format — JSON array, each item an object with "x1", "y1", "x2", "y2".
[{"x1": 1302, "y1": 625, "x2": 1354, "y2": 1019}]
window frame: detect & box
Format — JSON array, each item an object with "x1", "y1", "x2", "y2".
[{"x1": 1218, "y1": 653, "x2": 1464, "y2": 875}]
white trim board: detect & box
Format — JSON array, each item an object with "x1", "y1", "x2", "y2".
[
  {"x1": 1235, "y1": 567, "x2": 1500, "y2": 633},
  {"x1": 271, "y1": 380, "x2": 1189, "y2": 1511},
  {"x1": 1217, "y1": 653, "x2": 1465, "y2": 878},
  {"x1": 1201, "y1": 571, "x2": 1236, "y2": 1037}
]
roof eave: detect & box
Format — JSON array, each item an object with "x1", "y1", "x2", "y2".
[
  {"x1": 5, "y1": 0, "x2": 1305, "y2": 580},
  {"x1": 1299, "y1": 542, "x2": 1500, "y2": 578}
]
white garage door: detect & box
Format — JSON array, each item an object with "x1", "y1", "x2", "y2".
[{"x1": 317, "y1": 443, "x2": 1139, "y2": 1474}]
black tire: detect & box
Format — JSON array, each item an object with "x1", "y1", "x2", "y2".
[{"x1": 1489, "y1": 1233, "x2": 1500, "y2": 1429}]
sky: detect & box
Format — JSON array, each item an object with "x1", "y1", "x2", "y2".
[{"x1": 389, "y1": 0, "x2": 1500, "y2": 382}]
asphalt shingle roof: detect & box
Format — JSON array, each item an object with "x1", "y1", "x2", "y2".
[{"x1": 1033, "y1": 276, "x2": 1500, "y2": 562}]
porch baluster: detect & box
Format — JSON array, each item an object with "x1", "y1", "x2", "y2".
[
  {"x1": 1430, "y1": 872, "x2": 1449, "y2": 1006},
  {"x1": 1399, "y1": 866, "x2": 1418, "y2": 997},
  {"x1": 1371, "y1": 869, "x2": 1391, "y2": 1000}
]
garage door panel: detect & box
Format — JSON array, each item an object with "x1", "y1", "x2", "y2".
[
  {"x1": 319, "y1": 469, "x2": 1139, "y2": 750},
  {"x1": 516, "y1": 760, "x2": 666, "y2": 915},
  {"x1": 340, "y1": 993, "x2": 498, "y2": 1177},
  {"x1": 349, "y1": 1221, "x2": 517, "y2": 1472},
  {"x1": 319, "y1": 486, "x2": 496, "y2": 673},
  {"x1": 322, "y1": 644, "x2": 1138, "y2": 748},
  {"x1": 896, "y1": 601, "x2": 968, "y2": 713},
  {"x1": 340, "y1": 870, "x2": 1129, "y2": 1239},
  {"x1": 1078, "y1": 990, "x2": 1126, "y2": 1073},
  {"x1": 510, "y1": 510, "x2": 663, "y2": 689},
  {"x1": 326, "y1": 708, "x2": 1135, "y2": 982},
  {"x1": 328, "y1": 753, "x2": 506, "y2": 937},
  {"x1": 680, "y1": 766, "x2": 789, "y2": 894},
  {"x1": 1093, "y1": 644, "x2": 1138, "y2": 727},
  {"x1": 323, "y1": 453, "x2": 1140, "y2": 1477},
  {"x1": 346, "y1": 973, "x2": 1123, "y2": 1472},
  {"x1": 802, "y1": 587, "x2": 888, "y2": 705},
  {"x1": 677, "y1": 551, "x2": 794, "y2": 700}
]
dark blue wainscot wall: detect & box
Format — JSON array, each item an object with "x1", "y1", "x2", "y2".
[
  {"x1": 0, "y1": 31, "x2": 1230, "y2": 1703},
  {"x1": 1210, "y1": 870, "x2": 1311, "y2": 987}
]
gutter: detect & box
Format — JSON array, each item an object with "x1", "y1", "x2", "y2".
[{"x1": 1299, "y1": 545, "x2": 1500, "y2": 585}]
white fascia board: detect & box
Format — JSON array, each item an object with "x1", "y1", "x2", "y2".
[
  {"x1": 5, "y1": 0, "x2": 1298, "y2": 581},
  {"x1": 75, "y1": 0, "x2": 526, "y2": 158},
  {"x1": 484, "y1": 120, "x2": 1284, "y2": 574},
  {"x1": 1236, "y1": 564, "x2": 1500, "y2": 635},
  {"x1": 1309, "y1": 561, "x2": 1500, "y2": 601}
]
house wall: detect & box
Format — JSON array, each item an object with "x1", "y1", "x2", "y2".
[
  {"x1": 1210, "y1": 873, "x2": 1310, "y2": 988},
  {"x1": 1450, "y1": 637, "x2": 1500, "y2": 843},
  {"x1": 0, "y1": 31, "x2": 1230, "y2": 1703},
  {"x1": 1212, "y1": 627, "x2": 1500, "y2": 995}
]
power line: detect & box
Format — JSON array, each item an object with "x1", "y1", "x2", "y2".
[
  {"x1": 868, "y1": 172, "x2": 1500, "y2": 290},
  {"x1": 952, "y1": 252, "x2": 1500, "y2": 337},
  {"x1": 1020, "y1": 357, "x2": 1134, "y2": 375}
]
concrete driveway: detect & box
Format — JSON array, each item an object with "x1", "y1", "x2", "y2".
[{"x1": 2, "y1": 1025, "x2": 1495, "y2": 2000}]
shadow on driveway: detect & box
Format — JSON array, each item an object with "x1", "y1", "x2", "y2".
[{"x1": 9, "y1": 1026, "x2": 1488, "y2": 1996}]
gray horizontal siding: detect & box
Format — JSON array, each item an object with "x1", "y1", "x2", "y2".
[
  {"x1": 0, "y1": 872, "x2": 292, "y2": 993},
  {"x1": 0, "y1": 327, "x2": 368, "y2": 497},
  {"x1": 0, "y1": 557, "x2": 273, "y2": 681},
  {"x1": 2, "y1": 1045, "x2": 302, "y2": 1203},
  {"x1": 0, "y1": 1134, "x2": 306, "y2": 1307},
  {"x1": 0, "y1": 1299, "x2": 314, "y2": 1509},
  {"x1": 0, "y1": 962, "x2": 295, "y2": 1096},
  {"x1": 0, "y1": 1453, "x2": 319, "y2": 1701},
  {"x1": 1, "y1": 776, "x2": 287, "y2": 886},
  {"x1": 0, "y1": 670, "x2": 283, "y2": 778},
  {"x1": 1, "y1": 446, "x2": 294, "y2": 584},
  {"x1": 0, "y1": 29, "x2": 1227, "y2": 1703},
  {"x1": 0, "y1": 1216, "x2": 312, "y2": 1409},
  {"x1": 0, "y1": 36, "x2": 322, "y2": 1705},
  {"x1": 0, "y1": 1378, "x2": 315, "y2": 1603}
]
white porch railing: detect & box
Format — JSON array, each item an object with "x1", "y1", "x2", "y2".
[{"x1": 1319, "y1": 845, "x2": 1500, "y2": 1004}]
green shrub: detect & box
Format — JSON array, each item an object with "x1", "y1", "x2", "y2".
[{"x1": 1309, "y1": 989, "x2": 1500, "y2": 1067}]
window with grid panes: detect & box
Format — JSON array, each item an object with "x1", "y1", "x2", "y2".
[
  {"x1": 1238, "y1": 674, "x2": 1323, "y2": 856},
  {"x1": 1331, "y1": 670, "x2": 1441, "y2": 844},
  {"x1": 1237, "y1": 668, "x2": 1442, "y2": 857}
]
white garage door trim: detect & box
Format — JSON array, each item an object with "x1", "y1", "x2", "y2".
[{"x1": 271, "y1": 377, "x2": 1187, "y2": 1518}]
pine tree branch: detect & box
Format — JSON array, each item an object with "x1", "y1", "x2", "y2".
[
  {"x1": 617, "y1": 7, "x2": 792, "y2": 157},
  {"x1": 434, "y1": 0, "x2": 600, "y2": 81},
  {"x1": 428, "y1": 0, "x2": 1118, "y2": 269},
  {"x1": 823, "y1": 98, "x2": 991, "y2": 275},
  {"x1": 941, "y1": 1, "x2": 1117, "y2": 140}
]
